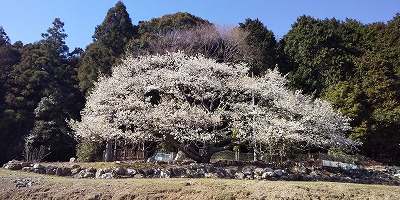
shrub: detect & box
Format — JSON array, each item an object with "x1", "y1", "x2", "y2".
[{"x1": 76, "y1": 139, "x2": 103, "y2": 162}]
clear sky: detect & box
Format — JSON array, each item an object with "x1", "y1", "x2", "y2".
[{"x1": 1, "y1": 0, "x2": 399, "y2": 50}]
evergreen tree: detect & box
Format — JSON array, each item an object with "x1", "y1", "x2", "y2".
[
  {"x1": 239, "y1": 19, "x2": 277, "y2": 75},
  {"x1": 78, "y1": 1, "x2": 137, "y2": 94},
  {"x1": 0, "y1": 27, "x2": 22, "y2": 164},
  {"x1": 281, "y1": 16, "x2": 355, "y2": 95},
  {"x1": 1, "y1": 19, "x2": 83, "y2": 162}
]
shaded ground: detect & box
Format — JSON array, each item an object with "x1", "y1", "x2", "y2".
[{"x1": 1, "y1": 168, "x2": 400, "y2": 200}]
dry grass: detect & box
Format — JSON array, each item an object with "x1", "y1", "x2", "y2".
[{"x1": 1, "y1": 168, "x2": 399, "y2": 199}]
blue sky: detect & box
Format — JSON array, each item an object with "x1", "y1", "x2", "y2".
[{"x1": 1, "y1": 0, "x2": 399, "y2": 50}]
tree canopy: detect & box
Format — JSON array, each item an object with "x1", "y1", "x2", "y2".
[{"x1": 70, "y1": 52, "x2": 357, "y2": 163}]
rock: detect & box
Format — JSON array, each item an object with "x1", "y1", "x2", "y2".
[
  {"x1": 95, "y1": 168, "x2": 105, "y2": 179},
  {"x1": 264, "y1": 171, "x2": 276, "y2": 177},
  {"x1": 171, "y1": 168, "x2": 185, "y2": 177},
  {"x1": 134, "y1": 174, "x2": 144, "y2": 178},
  {"x1": 224, "y1": 169, "x2": 236, "y2": 179},
  {"x1": 45, "y1": 166, "x2": 57, "y2": 175},
  {"x1": 71, "y1": 164, "x2": 80, "y2": 169},
  {"x1": 205, "y1": 164, "x2": 215, "y2": 173},
  {"x1": 242, "y1": 167, "x2": 253, "y2": 176},
  {"x1": 13, "y1": 178, "x2": 35, "y2": 188},
  {"x1": 254, "y1": 168, "x2": 265, "y2": 176},
  {"x1": 75, "y1": 170, "x2": 86, "y2": 179},
  {"x1": 204, "y1": 173, "x2": 218, "y2": 178},
  {"x1": 4, "y1": 160, "x2": 22, "y2": 170},
  {"x1": 126, "y1": 169, "x2": 137, "y2": 177},
  {"x1": 71, "y1": 167, "x2": 81, "y2": 175},
  {"x1": 86, "y1": 167, "x2": 97, "y2": 173},
  {"x1": 101, "y1": 173, "x2": 113, "y2": 179},
  {"x1": 33, "y1": 168, "x2": 45, "y2": 174},
  {"x1": 160, "y1": 169, "x2": 171, "y2": 178},
  {"x1": 55, "y1": 167, "x2": 63, "y2": 176},
  {"x1": 84, "y1": 172, "x2": 95, "y2": 178},
  {"x1": 185, "y1": 169, "x2": 198, "y2": 178},
  {"x1": 197, "y1": 168, "x2": 205, "y2": 176},
  {"x1": 214, "y1": 169, "x2": 226, "y2": 178},
  {"x1": 22, "y1": 167, "x2": 33, "y2": 172},
  {"x1": 234, "y1": 172, "x2": 245, "y2": 179},
  {"x1": 274, "y1": 169, "x2": 284, "y2": 176},
  {"x1": 113, "y1": 166, "x2": 127, "y2": 176},
  {"x1": 21, "y1": 162, "x2": 32, "y2": 168},
  {"x1": 75, "y1": 170, "x2": 95, "y2": 178},
  {"x1": 174, "y1": 151, "x2": 185, "y2": 162},
  {"x1": 33, "y1": 163, "x2": 45, "y2": 169},
  {"x1": 265, "y1": 167, "x2": 274, "y2": 173},
  {"x1": 61, "y1": 167, "x2": 72, "y2": 176},
  {"x1": 394, "y1": 173, "x2": 400, "y2": 179},
  {"x1": 69, "y1": 157, "x2": 77, "y2": 163}
]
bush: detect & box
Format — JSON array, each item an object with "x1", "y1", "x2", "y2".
[{"x1": 76, "y1": 139, "x2": 103, "y2": 162}]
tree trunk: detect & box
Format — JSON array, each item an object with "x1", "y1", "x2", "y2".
[
  {"x1": 104, "y1": 139, "x2": 113, "y2": 162},
  {"x1": 164, "y1": 133, "x2": 235, "y2": 163}
]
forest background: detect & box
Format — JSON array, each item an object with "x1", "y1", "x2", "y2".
[{"x1": 0, "y1": 1, "x2": 399, "y2": 165}]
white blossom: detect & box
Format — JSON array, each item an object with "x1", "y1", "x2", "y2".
[{"x1": 69, "y1": 52, "x2": 359, "y2": 156}]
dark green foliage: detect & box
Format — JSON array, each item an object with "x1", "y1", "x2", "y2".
[
  {"x1": 127, "y1": 12, "x2": 211, "y2": 55},
  {"x1": 281, "y1": 14, "x2": 400, "y2": 164},
  {"x1": 0, "y1": 19, "x2": 84, "y2": 163},
  {"x1": 76, "y1": 139, "x2": 103, "y2": 162},
  {"x1": 78, "y1": 1, "x2": 138, "y2": 94},
  {"x1": 280, "y1": 16, "x2": 356, "y2": 95},
  {"x1": 138, "y1": 12, "x2": 210, "y2": 35},
  {"x1": 239, "y1": 18, "x2": 277, "y2": 75}
]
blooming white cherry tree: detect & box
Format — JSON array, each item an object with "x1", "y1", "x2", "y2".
[{"x1": 69, "y1": 52, "x2": 358, "y2": 163}]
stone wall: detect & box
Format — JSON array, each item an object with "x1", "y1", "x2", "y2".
[{"x1": 3, "y1": 160, "x2": 400, "y2": 185}]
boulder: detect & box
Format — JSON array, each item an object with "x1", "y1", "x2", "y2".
[
  {"x1": 86, "y1": 167, "x2": 97, "y2": 173},
  {"x1": 274, "y1": 169, "x2": 284, "y2": 176},
  {"x1": 204, "y1": 173, "x2": 218, "y2": 178},
  {"x1": 224, "y1": 169, "x2": 236, "y2": 179},
  {"x1": 197, "y1": 168, "x2": 205, "y2": 176},
  {"x1": 126, "y1": 169, "x2": 137, "y2": 177},
  {"x1": 75, "y1": 170, "x2": 95, "y2": 178},
  {"x1": 61, "y1": 167, "x2": 72, "y2": 176},
  {"x1": 254, "y1": 168, "x2": 266, "y2": 176},
  {"x1": 241, "y1": 166, "x2": 254, "y2": 178},
  {"x1": 45, "y1": 166, "x2": 57, "y2": 175},
  {"x1": 33, "y1": 163, "x2": 44, "y2": 169},
  {"x1": 4, "y1": 160, "x2": 22, "y2": 170},
  {"x1": 95, "y1": 168, "x2": 105, "y2": 179},
  {"x1": 75, "y1": 170, "x2": 86, "y2": 179},
  {"x1": 234, "y1": 172, "x2": 245, "y2": 179},
  {"x1": 71, "y1": 164, "x2": 81, "y2": 169},
  {"x1": 71, "y1": 167, "x2": 81, "y2": 175},
  {"x1": 33, "y1": 168, "x2": 46, "y2": 174},
  {"x1": 133, "y1": 173, "x2": 144, "y2": 178},
  {"x1": 113, "y1": 166, "x2": 127, "y2": 176},
  {"x1": 171, "y1": 167, "x2": 185, "y2": 177},
  {"x1": 69, "y1": 157, "x2": 77, "y2": 163},
  {"x1": 55, "y1": 167, "x2": 63, "y2": 176},
  {"x1": 101, "y1": 173, "x2": 113, "y2": 179},
  {"x1": 160, "y1": 169, "x2": 171, "y2": 178},
  {"x1": 174, "y1": 151, "x2": 185, "y2": 162},
  {"x1": 22, "y1": 167, "x2": 34, "y2": 172}
]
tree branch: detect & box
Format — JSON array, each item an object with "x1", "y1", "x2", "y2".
[{"x1": 164, "y1": 133, "x2": 202, "y2": 162}]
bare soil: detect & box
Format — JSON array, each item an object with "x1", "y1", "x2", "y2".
[{"x1": 1, "y1": 168, "x2": 400, "y2": 200}]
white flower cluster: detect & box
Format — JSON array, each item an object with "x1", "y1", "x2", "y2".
[{"x1": 69, "y1": 52, "x2": 358, "y2": 151}]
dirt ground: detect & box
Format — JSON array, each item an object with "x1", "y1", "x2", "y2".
[{"x1": 1, "y1": 168, "x2": 400, "y2": 200}]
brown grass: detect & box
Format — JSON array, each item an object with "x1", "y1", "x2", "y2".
[{"x1": 1, "y1": 168, "x2": 399, "y2": 199}]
